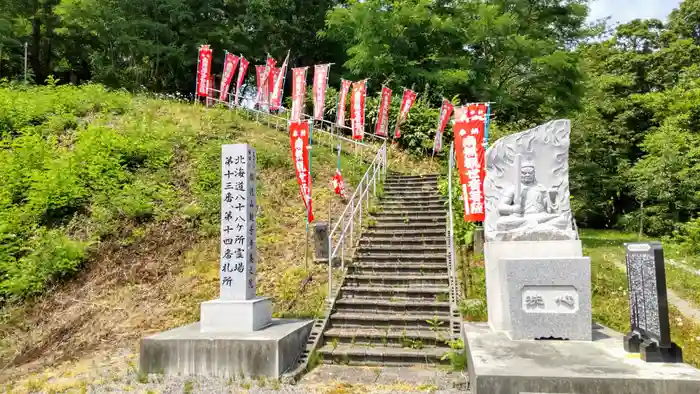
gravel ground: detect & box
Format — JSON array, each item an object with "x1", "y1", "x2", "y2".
[{"x1": 5, "y1": 361, "x2": 468, "y2": 394}]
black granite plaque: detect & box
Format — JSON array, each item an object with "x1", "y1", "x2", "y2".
[{"x1": 623, "y1": 242, "x2": 683, "y2": 363}]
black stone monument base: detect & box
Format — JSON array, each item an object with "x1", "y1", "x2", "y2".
[
  {"x1": 624, "y1": 331, "x2": 683, "y2": 363},
  {"x1": 642, "y1": 339, "x2": 684, "y2": 363}
]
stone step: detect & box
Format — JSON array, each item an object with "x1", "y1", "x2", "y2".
[
  {"x1": 334, "y1": 298, "x2": 451, "y2": 315},
  {"x1": 357, "y1": 244, "x2": 447, "y2": 253},
  {"x1": 368, "y1": 223, "x2": 445, "y2": 231},
  {"x1": 386, "y1": 174, "x2": 439, "y2": 181},
  {"x1": 359, "y1": 236, "x2": 447, "y2": 246},
  {"x1": 344, "y1": 274, "x2": 450, "y2": 287},
  {"x1": 374, "y1": 219, "x2": 446, "y2": 228},
  {"x1": 328, "y1": 312, "x2": 452, "y2": 330},
  {"x1": 340, "y1": 286, "x2": 449, "y2": 301},
  {"x1": 363, "y1": 228, "x2": 446, "y2": 237},
  {"x1": 317, "y1": 343, "x2": 448, "y2": 366},
  {"x1": 348, "y1": 263, "x2": 448, "y2": 275},
  {"x1": 383, "y1": 190, "x2": 440, "y2": 197},
  {"x1": 374, "y1": 214, "x2": 445, "y2": 221},
  {"x1": 376, "y1": 210, "x2": 446, "y2": 217},
  {"x1": 382, "y1": 195, "x2": 445, "y2": 203},
  {"x1": 381, "y1": 201, "x2": 444, "y2": 208},
  {"x1": 323, "y1": 328, "x2": 451, "y2": 348},
  {"x1": 355, "y1": 252, "x2": 446, "y2": 262}
]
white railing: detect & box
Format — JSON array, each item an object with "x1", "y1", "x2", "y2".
[
  {"x1": 447, "y1": 142, "x2": 458, "y2": 300},
  {"x1": 327, "y1": 140, "x2": 387, "y2": 299}
]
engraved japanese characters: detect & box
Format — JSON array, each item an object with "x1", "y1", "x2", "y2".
[{"x1": 484, "y1": 119, "x2": 576, "y2": 241}]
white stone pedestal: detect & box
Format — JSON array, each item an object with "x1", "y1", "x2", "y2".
[
  {"x1": 484, "y1": 240, "x2": 583, "y2": 333},
  {"x1": 200, "y1": 296, "x2": 272, "y2": 333}
]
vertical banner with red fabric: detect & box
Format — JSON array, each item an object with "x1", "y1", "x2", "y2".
[
  {"x1": 394, "y1": 89, "x2": 417, "y2": 139},
  {"x1": 290, "y1": 120, "x2": 314, "y2": 222},
  {"x1": 268, "y1": 67, "x2": 280, "y2": 107},
  {"x1": 375, "y1": 87, "x2": 392, "y2": 137},
  {"x1": 313, "y1": 64, "x2": 330, "y2": 120},
  {"x1": 453, "y1": 103, "x2": 487, "y2": 222},
  {"x1": 234, "y1": 56, "x2": 249, "y2": 106},
  {"x1": 197, "y1": 45, "x2": 213, "y2": 97},
  {"x1": 291, "y1": 67, "x2": 308, "y2": 122},
  {"x1": 219, "y1": 52, "x2": 239, "y2": 102},
  {"x1": 270, "y1": 51, "x2": 289, "y2": 110},
  {"x1": 336, "y1": 79, "x2": 351, "y2": 127},
  {"x1": 255, "y1": 65, "x2": 266, "y2": 106},
  {"x1": 255, "y1": 56, "x2": 277, "y2": 105},
  {"x1": 432, "y1": 99, "x2": 454, "y2": 154},
  {"x1": 350, "y1": 79, "x2": 367, "y2": 140}
]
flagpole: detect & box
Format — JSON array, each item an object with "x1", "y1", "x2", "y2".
[{"x1": 305, "y1": 119, "x2": 313, "y2": 270}]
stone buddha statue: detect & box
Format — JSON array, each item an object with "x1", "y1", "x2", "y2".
[{"x1": 496, "y1": 158, "x2": 570, "y2": 233}]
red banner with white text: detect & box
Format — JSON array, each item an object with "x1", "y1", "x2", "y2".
[
  {"x1": 255, "y1": 65, "x2": 266, "y2": 106},
  {"x1": 291, "y1": 67, "x2": 307, "y2": 122},
  {"x1": 336, "y1": 79, "x2": 351, "y2": 127},
  {"x1": 290, "y1": 121, "x2": 314, "y2": 223},
  {"x1": 197, "y1": 45, "x2": 213, "y2": 97},
  {"x1": 270, "y1": 52, "x2": 289, "y2": 110},
  {"x1": 350, "y1": 80, "x2": 367, "y2": 140},
  {"x1": 255, "y1": 57, "x2": 276, "y2": 105},
  {"x1": 433, "y1": 99, "x2": 454, "y2": 153},
  {"x1": 313, "y1": 64, "x2": 330, "y2": 120},
  {"x1": 234, "y1": 57, "x2": 249, "y2": 106},
  {"x1": 219, "y1": 53, "x2": 239, "y2": 102},
  {"x1": 375, "y1": 87, "x2": 392, "y2": 137},
  {"x1": 394, "y1": 89, "x2": 417, "y2": 139},
  {"x1": 268, "y1": 67, "x2": 280, "y2": 108},
  {"x1": 453, "y1": 103, "x2": 487, "y2": 222}
]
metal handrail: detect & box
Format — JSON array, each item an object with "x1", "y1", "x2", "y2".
[{"x1": 327, "y1": 140, "x2": 387, "y2": 298}]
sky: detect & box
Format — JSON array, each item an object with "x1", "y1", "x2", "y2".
[{"x1": 586, "y1": 0, "x2": 683, "y2": 24}]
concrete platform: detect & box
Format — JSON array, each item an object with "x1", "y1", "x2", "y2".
[
  {"x1": 140, "y1": 319, "x2": 312, "y2": 378},
  {"x1": 464, "y1": 322, "x2": 700, "y2": 394}
]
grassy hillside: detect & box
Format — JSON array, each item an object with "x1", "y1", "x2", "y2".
[{"x1": 0, "y1": 84, "x2": 438, "y2": 383}]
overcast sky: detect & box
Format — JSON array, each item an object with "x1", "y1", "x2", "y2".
[{"x1": 587, "y1": 0, "x2": 683, "y2": 24}]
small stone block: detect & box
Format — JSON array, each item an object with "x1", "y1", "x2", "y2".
[{"x1": 200, "y1": 297, "x2": 272, "y2": 333}]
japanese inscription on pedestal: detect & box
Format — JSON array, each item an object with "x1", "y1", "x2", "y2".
[{"x1": 220, "y1": 144, "x2": 257, "y2": 300}]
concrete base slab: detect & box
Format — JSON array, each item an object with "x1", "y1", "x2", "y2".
[
  {"x1": 200, "y1": 296, "x2": 272, "y2": 332},
  {"x1": 139, "y1": 319, "x2": 313, "y2": 378},
  {"x1": 464, "y1": 322, "x2": 700, "y2": 394}
]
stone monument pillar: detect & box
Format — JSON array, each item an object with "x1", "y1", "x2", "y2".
[
  {"x1": 200, "y1": 144, "x2": 272, "y2": 332},
  {"x1": 139, "y1": 143, "x2": 312, "y2": 379}
]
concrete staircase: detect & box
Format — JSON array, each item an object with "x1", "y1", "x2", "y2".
[{"x1": 318, "y1": 173, "x2": 453, "y2": 366}]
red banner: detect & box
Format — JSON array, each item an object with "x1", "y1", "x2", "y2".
[
  {"x1": 313, "y1": 64, "x2": 330, "y2": 120},
  {"x1": 351, "y1": 80, "x2": 367, "y2": 140},
  {"x1": 291, "y1": 67, "x2": 307, "y2": 122},
  {"x1": 433, "y1": 99, "x2": 454, "y2": 153},
  {"x1": 453, "y1": 103, "x2": 487, "y2": 222},
  {"x1": 268, "y1": 67, "x2": 281, "y2": 108},
  {"x1": 270, "y1": 53, "x2": 288, "y2": 110},
  {"x1": 290, "y1": 121, "x2": 314, "y2": 223},
  {"x1": 336, "y1": 79, "x2": 351, "y2": 127},
  {"x1": 197, "y1": 45, "x2": 213, "y2": 97},
  {"x1": 255, "y1": 65, "x2": 266, "y2": 106},
  {"x1": 332, "y1": 169, "x2": 347, "y2": 199},
  {"x1": 394, "y1": 89, "x2": 417, "y2": 139},
  {"x1": 234, "y1": 56, "x2": 249, "y2": 106},
  {"x1": 255, "y1": 57, "x2": 277, "y2": 105},
  {"x1": 219, "y1": 53, "x2": 239, "y2": 102},
  {"x1": 375, "y1": 87, "x2": 392, "y2": 137}
]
